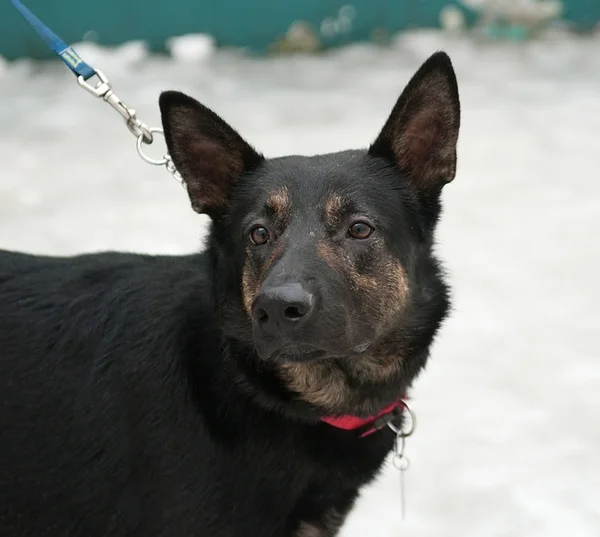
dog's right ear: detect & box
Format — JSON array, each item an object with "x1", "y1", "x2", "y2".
[
  {"x1": 159, "y1": 91, "x2": 264, "y2": 216},
  {"x1": 369, "y1": 52, "x2": 460, "y2": 197}
]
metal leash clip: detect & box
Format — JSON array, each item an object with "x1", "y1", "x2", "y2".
[
  {"x1": 10, "y1": 0, "x2": 184, "y2": 187},
  {"x1": 388, "y1": 401, "x2": 416, "y2": 520},
  {"x1": 77, "y1": 71, "x2": 184, "y2": 186}
]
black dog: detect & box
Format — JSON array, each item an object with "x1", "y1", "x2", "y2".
[{"x1": 0, "y1": 51, "x2": 460, "y2": 537}]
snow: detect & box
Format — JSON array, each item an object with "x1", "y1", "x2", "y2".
[
  {"x1": 1, "y1": 28, "x2": 599, "y2": 536},
  {"x1": 166, "y1": 34, "x2": 216, "y2": 63}
]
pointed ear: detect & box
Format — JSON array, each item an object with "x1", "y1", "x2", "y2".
[
  {"x1": 369, "y1": 52, "x2": 460, "y2": 194},
  {"x1": 159, "y1": 91, "x2": 264, "y2": 216}
]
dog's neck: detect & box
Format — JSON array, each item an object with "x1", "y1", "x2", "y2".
[{"x1": 223, "y1": 336, "x2": 412, "y2": 427}]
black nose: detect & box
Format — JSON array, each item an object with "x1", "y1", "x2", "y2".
[{"x1": 252, "y1": 284, "x2": 315, "y2": 333}]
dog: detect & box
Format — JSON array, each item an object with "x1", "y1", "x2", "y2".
[{"x1": 0, "y1": 51, "x2": 460, "y2": 537}]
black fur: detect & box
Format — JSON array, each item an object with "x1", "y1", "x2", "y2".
[{"x1": 0, "y1": 52, "x2": 460, "y2": 537}]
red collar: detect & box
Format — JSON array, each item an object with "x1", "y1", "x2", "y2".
[{"x1": 321, "y1": 399, "x2": 406, "y2": 438}]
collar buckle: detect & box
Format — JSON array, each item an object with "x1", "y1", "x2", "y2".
[{"x1": 357, "y1": 405, "x2": 404, "y2": 438}]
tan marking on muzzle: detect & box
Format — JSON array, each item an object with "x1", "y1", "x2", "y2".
[
  {"x1": 316, "y1": 241, "x2": 338, "y2": 271},
  {"x1": 242, "y1": 244, "x2": 284, "y2": 316},
  {"x1": 277, "y1": 236, "x2": 411, "y2": 413},
  {"x1": 380, "y1": 260, "x2": 410, "y2": 317},
  {"x1": 242, "y1": 255, "x2": 261, "y2": 315},
  {"x1": 263, "y1": 244, "x2": 283, "y2": 275},
  {"x1": 317, "y1": 240, "x2": 410, "y2": 324},
  {"x1": 316, "y1": 241, "x2": 383, "y2": 301},
  {"x1": 290, "y1": 243, "x2": 410, "y2": 398}
]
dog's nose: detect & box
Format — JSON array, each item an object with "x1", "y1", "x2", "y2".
[{"x1": 252, "y1": 284, "x2": 315, "y2": 333}]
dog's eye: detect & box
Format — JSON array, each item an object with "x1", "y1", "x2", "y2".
[
  {"x1": 249, "y1": 226, "x2": 270, "y2": 245},
  {"x1": 348, "y1": 222, "x2": 374, "y2": 240}
]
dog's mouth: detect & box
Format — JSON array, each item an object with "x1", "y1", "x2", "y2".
[
  {"x1": 262, "y1": 342, "x2": 372, "y2": 363},
  {"x1": 272, "y1": 345, "x2": 328, "y2": 362}
]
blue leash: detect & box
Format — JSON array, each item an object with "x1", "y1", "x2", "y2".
[{"x1": 10, "y1": 0, "x2": 96, "y2": 80}]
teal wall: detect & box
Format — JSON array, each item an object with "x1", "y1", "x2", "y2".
[
  {"x1": 563, "y1": 0, "x2": 600, "y2": 27},
  {"x1": 1, "y1": 1, "x2": 599, "y2": 60}
]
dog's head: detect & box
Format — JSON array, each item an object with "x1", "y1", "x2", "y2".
[{"x1": 160, "y1": 52, "x2": 460, "y2": 417}]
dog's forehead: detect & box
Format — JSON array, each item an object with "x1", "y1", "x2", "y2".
[{"x1": 255, "y1": 150, "x2": 375, "y2": 213}]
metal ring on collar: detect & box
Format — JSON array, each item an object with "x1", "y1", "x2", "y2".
[
  {"x1": 388, "y1": 401, "x2": 416, "y2": 437},
  {"x1": 136, "y1": 128, "x2": 168, "y2": 166}
]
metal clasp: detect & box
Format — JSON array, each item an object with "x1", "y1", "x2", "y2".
[
  {"x1": 76, "y1": 70, "x2": 182, "y2": 185},
  {"x1": 77, "y1": 70, "x2": 154, "y2": 144}
]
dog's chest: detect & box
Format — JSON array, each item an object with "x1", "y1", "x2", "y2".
[{"x1": 187, "y1": 429, "x2": 389, "y2": 537}]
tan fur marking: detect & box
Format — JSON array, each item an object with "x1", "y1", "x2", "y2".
[
  {"x1": 294, "y1": 522, "x2": 324, "y2": 537},
  {"x1": 317, "y1": 242, "x2": 378, "y2": 295},
  {"x1": 241, "y1": 256, "x2": 260, "y2": 315},
  {"x1": 293, "y1": 508, "x2": 345, "y2": 537},
  {"x1": 380, "y1": 260, "x2": 410, "y2": 318},
  {"x1": 317, "y1": 242, "x2": 407, "y2": 316},
  {"x1": 263, "y1": 245, "x2": 282, "y2": 275},
  {"x1": 348, "y1": 354, "x2": 401, "y2": 384},
  {"x1": 316, "y1": 242, "x2": 337, "y2": 271},
  {"x1": 280, "y1": 361, "x2": 349, "y2": 411},
  {"x1": 266, "y1": 186, "x2": 290, "y2": 216},
  {"x1": 323, "y1": 195, "x2": 345, "y2": 223},
  {"x1": 280, "y1": 348, "x2": 401, "y2": 413},
  {"x1": 242, "y1": 245, "x2": 284, "y2": 315}
]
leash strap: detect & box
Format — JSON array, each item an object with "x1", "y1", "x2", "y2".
[
  {"x1": 10, "y1": 0, "x2": 96, "y2": 80},
  {"x1": 10, "y1": 0, "x2": 183, "y2": 185}
]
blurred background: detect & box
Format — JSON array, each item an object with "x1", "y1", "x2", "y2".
[{"x1": 1, "y1": 1, "x2": 599, "y2": 536}]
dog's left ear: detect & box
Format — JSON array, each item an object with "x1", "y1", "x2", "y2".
[
  {"x1": 369, "y1": 51, "x2": 460, "y2": 194},
  {"x1": 159, "y1": 91, "x2": 264, "y2": 216}
]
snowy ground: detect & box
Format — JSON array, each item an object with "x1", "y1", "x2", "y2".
[{"x1": 1, "y1": 29, "x2": 599, "y2": 537}]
